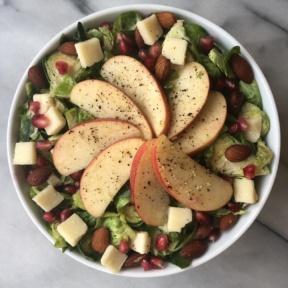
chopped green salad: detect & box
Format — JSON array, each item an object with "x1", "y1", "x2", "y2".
[{"x1": 13, "y1": 10, "x2": 273, "y2": 274}]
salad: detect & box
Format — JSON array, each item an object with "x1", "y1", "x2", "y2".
[{"x1": 12, "y1": 10, "x2": 273, "y2": 274}]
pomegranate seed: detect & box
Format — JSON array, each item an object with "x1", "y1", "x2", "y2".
[
  {"x1": 207, "y1": 228, "x2": 220, "y2": 242},
  {"x1": 243, "y1": 164, "x2": 256, "y2": 179},
  {"x1": 148, "y1": 42, "x2": 162, "y2": 59},
  {"x1": 60, "y1": 208, "x2": 72, "y2": 222},
  {"x1": 117, "y1": 32, "x2": 134, "y2": 55},
  {"x1": 36, "y1": 140, "x2": 53, "y2": 151},
  {"x1": 42, "y1": 211, "x2": 57, "y2": 223},
  {"x1": 74, "y1": 181, "x2": 80, "y2": 189},
  {"x1": 36, "y1": 154, "x2": 50, "y2": 166},
  {"x1": 141, "y1": 259, "x2": 153, "y2": 271},
  {"x1": 150, "y1": 255, "x2": 165, "y2": 269},
  {"x1": 194, "y1": 211, "x2": 211, "y2": 225},
  {"x1": 100, "y1": 22, "x2": 111, "y2": 30},
  {"x1": 237, "y1": 116, "x2": 249, "y2": 131},
  {"x1": 29, "y1": 101, "x2": 40, "y2": 114},
  {"x1": 118, "y1": 240, "x2": 130, "y2": 254},
  {"x1": 228, "y1": 122, "x2": 241, "y2": 135},
  {"x1": 32, "y1": 114, "x2": 50, "y2": 128},
  {"x1": 224, "y1": 78, "x2": 239, "y2": 93},
  {"x1": 70, "y1": 170, "x2": 84, "y2": 181},
  {"x1": 227, "y1": 201, "x2": 242, "y2": 213},
  {"x1": 199, "y1": 35, "x2": 215, "y2": 52},
  {"x1": 138, "y1": 49, "x2": 149, "y2": 61},
  {"x1": 154, "y1": 234, "x2": 169, "y2": 251},
  {"x1": 62, "y1": 184, "x2": 78, "y2": 195},
  {"x1": 121, "y1": 33, "x2": 135, "y2": 47},
  {"x1": 55, "y1": 61, "x2": 68, "y2": 75},
  {"x1": 213, "y1": 78, "x2": 226, "y2": 91},
  {"x1": 144, "y1": 57, "x2": 156, "y2": 71}
]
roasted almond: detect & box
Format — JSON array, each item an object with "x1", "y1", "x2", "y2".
[
  {"x1": 219, "y1": 213, "x2": 238, "y2": 232},
  {"x1": 123, "y1": 252, "x2": 148, "y2": 268},
  {"x1": 230, "y1": 54, "x2": 254, "y2": 84},
  {"x1": 27, "y1": 165, "x2": 52, "y2": 186},
  {"x1": 134, "y1": 28, "x2": 145, "y2": 49},
  {"x1": 91, "y1": 227, "x2": 110, "y2": 254},
  {"x1": 156, "y1": 11, "x2": 177, "y2": 29},
  {"x1": 155, "y1": 55, "x2": 171, "y2": 81},
  {"x1": 59, "y1": 41, "x2": 77, "y2": 56},
  {"x1": 28, "y1": 65, "x2": 49, "y2": 89},
  {"x1": 225, "y1": 144, "x2": 253, "y2": 162},
  {"x1": 195, "y1": 223, "x2": 213, "y2": 240},
  {"x1": 180, "y1": 240, "x2": 207, "y2": 259}
]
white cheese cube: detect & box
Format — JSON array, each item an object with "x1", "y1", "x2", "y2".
[
  {"x1": 32, "y1": 185, "x2": 64, "y2": 212},
  {"x1": 44, "y1": 107, "x2": 66, "y2": 135},
  {"x1": 13, "y1": 142, "x2": 37, "y2": 165},
  {"x1": 166, "y1": 206, "x2": 192, "y2": 233},
  {"x1": 166, "y1": 20, "x2": 185, "y2": 38},
  {"x1": 162, "y1": 37, "x2": 188, "y2": 65},
  {"x1": 47, "y1": 173, "x2": 62, "y2": 186},
  {"x1": 57, "y1": 213, "x2": 88, "y2": 247},
  {"x1": 136, "y1": 14, "x2": 163, "y2": 45},
  {"x1": 101, "y1": 245, "x2": 128, "y2": 274},
  {"x1": 75, "y1": 38, "x2": 104, "y2": 68},
  {"x1": 243, "y1": 115, "x2": 262, "y2": 143},
  {"x1": 129, "y1": 231, "x2": 151, "y2": 254},
  {"x1": 234, "y1": 178, "x2": 258, "y2": 204},
  {"x1": 33, "y1": 93, "x2": 55, "y2": 114}
]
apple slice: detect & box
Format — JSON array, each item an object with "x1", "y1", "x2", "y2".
[
  {"x1": 173, "y1": 90, "x2": 227, "y2": 155},
  {"x1": 70, "y1": 79, "x2": 153, "y2": 140},
  {"x1": 130, "y1": 139, "x2": 170, "y2": 226},
  {"x1": 53, "y1": 119, "x2": 142, "y2": 176},
  {"x1": 100, "y1": 55, "x2": 170, "y2": 137},
  {"x1": 80, "y1": 137, "x2": 145, "y2": 218},
  {"x1": 167, "y1": 62, "x2": 209, "y2": 140},
  {"x1": 152, "y1": 135, "x2": 233, "y2": 211}
]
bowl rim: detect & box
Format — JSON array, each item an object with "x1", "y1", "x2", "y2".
[{"x1": 7, "y1": 3, "x2": 281, "y2": 278}]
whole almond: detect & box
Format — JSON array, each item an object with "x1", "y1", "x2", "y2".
[
  {"x1": 225, "y1": 144, "x2": 252, "y2": 162},
  {"x1": 28, "y1": 65, "x2": 49, "y2": 89},
  {"x1": 59, "y1": 41, "x2": 77, "y2": 56},
  {"x1": 91, "y1": 227, "x2": 110, "y2": 254},
  {"x1": 123, "y1": 252, "x2": 148, "y2": 268},
  {"x1": 155, "y1": 55, "x2": 171, "y2": 81},
  {"x1": 219, "y1": 213, "x2": 238, "y2": 232},
  {"x1": 230, "y1": 54, "x2": 254, "y2": 84},
  {"x1": 195, "y1": 223, "x2": 213, "y2": 240},
  {"x1": 134, "y1": 28, "x2": 145, "y2": 49},
  {"x1": 156, "y1": 11, "x2": 177, "y2": 29},
  {"x1": 180, "y1": 240, "x2": 207, "y2": 259},
  {"x1": 27, "y1": 165, "x2": 52, "y2": 186}
]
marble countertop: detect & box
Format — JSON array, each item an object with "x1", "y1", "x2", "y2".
[{"x1": 1, "y1": 0, "x2": 287, "y2": 287}]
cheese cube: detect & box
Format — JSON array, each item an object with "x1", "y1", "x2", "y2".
[
  {"x1": 47, "y1": 173, "x2": 62, "y2": 186},
  {"x1": 33, "y1": 93, "x2": 55, "y2": 114},
  {"x1": 32, "y1": 185, "x2": 64, "y2": 212},
  {"x1": 162, "y1": 37, "x2": 188, "y2": 65},
  {"x1": 234, "y1": 178, "x2": 258, "y2": 204},
  {"x1": 75, "y1": 38, "x2": 104, "y2": 68},
  {"x1": 136, "y1": 14, "x2": 163, "y2": 45},
  {"x1": 129, "y1": 231, "x2": 151, "y2": 254},
  {"x1": 101, "y1": 245, "x2": 128, "y2": 274},
  {"x1": 44, "y1": 107, "x2": 66, "y2": 135},
  {"x1": 166, "y1": 206, "x2": 192, "y2": 233},
  {"x1": 243, "y1": 115, "x2": 262, "y2": 143},
  {"x1": 13, "y1": 142, "x2": 37, "y2": 165},
  {"x1": 57, "y1": 213, "x2": 88, "y2": 247}
]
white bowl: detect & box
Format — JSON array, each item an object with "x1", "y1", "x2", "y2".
[{"x1": 7, "y1": 4, "x2": 281, "y2": 277}]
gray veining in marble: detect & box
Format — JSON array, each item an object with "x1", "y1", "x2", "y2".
[{"x1": 1, "y1": 0, "x2": 287, "y2": 287}]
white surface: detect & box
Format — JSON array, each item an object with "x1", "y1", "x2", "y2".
[{"x1": 1, "y1": 0, "x2": 288, "y2": 287}]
